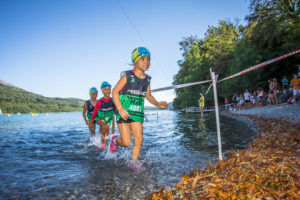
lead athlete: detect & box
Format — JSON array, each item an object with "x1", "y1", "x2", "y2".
[{"x1": 111, "y1": 47, "x2": 168, "y2": 161}]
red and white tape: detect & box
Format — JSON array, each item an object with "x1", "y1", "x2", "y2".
[{"x1": 218, "y1": 49, "x2": 300, "y2": 82}]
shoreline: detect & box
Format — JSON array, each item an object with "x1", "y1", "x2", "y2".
[
  {"x1": 227, "y1": 103, "x2": 300, "y2": 124},
  {"x1": 146, "y1": 104, "x2": 300, "y2": 199}
]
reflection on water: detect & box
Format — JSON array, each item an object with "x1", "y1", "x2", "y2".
[{"x1": 0, "y1": 111, "x2": 257, "y2": 199}]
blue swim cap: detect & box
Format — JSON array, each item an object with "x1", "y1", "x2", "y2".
[
  {"x1": 131, "y1": 47, "x2": 150, "y2": 64},
  {"x1": 101, "y1": 81, "x2": 111, "y2": 89},
  {"x1": 89, "y1": 87, "x2": 98, "y2": 96}
]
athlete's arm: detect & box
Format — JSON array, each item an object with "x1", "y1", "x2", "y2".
[
  {"x1": 82, "y1": 102, "x2": 89, "y2": 125},
  {"x1": 146, "y1": 85, "x2": 168, "y2": 109},
  {"x1": 112, "y1": 75, "x2": 129, "y2": 120}
]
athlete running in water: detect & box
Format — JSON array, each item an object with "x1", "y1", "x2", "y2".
[
  {"x1": 82, "y1": 87, "x2": 99, "y2": 136},
  {"x1": 111, "y1": 47, "x2": 168, "y2": 162},
  {"x1": 89, "y1": 82, "x2": 116, "y2": 149}
]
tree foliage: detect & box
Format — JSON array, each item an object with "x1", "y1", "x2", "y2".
[
  {"x1": 0, "y1": 84, "x2": 84, "y2": 113},
  {"x1": 173, "y1": 0, "x2": 300, "y2": 108}
]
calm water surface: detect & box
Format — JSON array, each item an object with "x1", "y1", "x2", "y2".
[{"x1": 0, "y1": 110, "x2": 257, "y2": 199}]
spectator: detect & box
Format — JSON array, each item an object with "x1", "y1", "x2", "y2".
[
  {"x1": 290, "y1": 74, "x2": 300, "y2": 105},
  {"x1": 250, "y1": 92, "x2": 255, "y2": 108},
  {"x1": 243, "y1": 89, "x2": 251, "y2": 109},
  {"x1": 238, "y1": 94, "x2": 243, "y2": 111},
  {"x1": 232, "y1": 93, "x2": 238, "y2": 111},
  {"x1": 272, "y1": 78, "x2": 280, "y2": 106},
  {"x1": 225, "y1": 98, "x2": 230, "y2": 110},
  {"x1": 253, "y1": 90, "x2": 258, "y2": 107},
  {"x1": 289, "y1": 83, "x2": 293, "y2": 94},
  {"x1": 281, "y1": 76, "x2": 288, "y2": 92},
  {"x1": 268, "y1": 79, "x2": 275, "y2": 106},
  {"x1": 258, "y1": 88, "x2": 264, "y2": 107}
]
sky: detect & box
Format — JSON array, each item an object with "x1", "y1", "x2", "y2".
[{"x1": 0, "y1": 0, "x2": 250, "y2": 105}]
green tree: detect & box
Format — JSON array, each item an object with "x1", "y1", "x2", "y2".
[{"x1": 173, "y1": 0, "x2": 300, "y2": 109}]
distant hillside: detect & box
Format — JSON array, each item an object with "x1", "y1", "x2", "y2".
[
  {"x1": 0, "y1": 79, "x2": 16, "y2": 87},
  {"x1": 0, "y1": 82, "x2": 84, "y2": 113}
]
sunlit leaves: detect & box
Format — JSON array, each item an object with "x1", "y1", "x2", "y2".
[{"x1": 146, "y1": 116, "x2": 300, "y2": 199}]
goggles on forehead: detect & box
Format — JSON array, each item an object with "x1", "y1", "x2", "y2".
[
  {"x1": 131, "y1": 47, "x2": 151, "y2": 64},
  {"x1": 89, "y1": 87, "x2": 98, "y2": 96}
]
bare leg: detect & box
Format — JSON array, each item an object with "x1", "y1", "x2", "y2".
[
  {"x1": 90, "y1": 123, "x2": 96, "y2": 136},
  {"x1": 269, "y1": 95, "x2": 273, "y2": 105},
  {"x1": 100, "y1": 125, "x2": 110, "y2": 145},
  {"x1": 130, "y1": 122, "x2": 143, "y2": 160},
  {"x1": 116, "y1": 123, "x2": 131, "y2": 147},
  {"x1": 96, "y1": 120, "x2": 110, "y2": 145},
  {"x1": 274, "y1": 93, "x2": 279, "y2": 106},
  {"x1": 200, "y1": 107, "x2": 204, "y2": 119}
]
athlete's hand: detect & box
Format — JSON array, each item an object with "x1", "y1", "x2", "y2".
[
  {"x1": 157, "y1": 101, "x2": 168, "y2": 109},
  {"x1": 119, "y1": 107, "x2": 129, "y2": 120},
  {"x1": 85, "y1": 120, "x2": 89, "y2": 126}
]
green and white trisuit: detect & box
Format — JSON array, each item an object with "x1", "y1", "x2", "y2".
[
  {"x1": 116, "y1": 70, "x2": 151, "y2": 123},
  {"x1": 86, "y1": 100, "x2": 99, "y2": 123},
  {"x1": 97, "y1": 98, "x2": 114, "y2": 125}
]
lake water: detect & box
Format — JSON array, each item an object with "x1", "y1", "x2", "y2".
[{"x1": 0, "y1": 110, "x2": 257, "y2": 199}]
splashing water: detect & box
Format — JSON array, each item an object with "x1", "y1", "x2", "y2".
[{"x1": 0, "y1": 111, "x2": 257, "y2": 199}]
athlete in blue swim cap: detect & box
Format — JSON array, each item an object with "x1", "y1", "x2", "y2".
[
  {"x1": 131, "y1": 47, "x2": 151, "y2": 65},
  {"x1": 111, "y1": 47, "x2": 168, "y2": 166},
  {"x1": 101, "y1": 81, "x2": 111, "y2": 90},
  {"x1": 83, "y1": 87, "x2": 99, "y2": 136},
  {"x1": 90, "y1": 81, "x2": 116, "y2": 149}
]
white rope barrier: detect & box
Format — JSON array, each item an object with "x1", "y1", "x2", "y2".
[
  {"x1": 151, "y1": 80, "x2": 212, "y2": 93},
  {"x1": 151, "y1": 50, "x2": 299, "y2": 162},
  {"x1": 151, "y1": 49, "x2": 299, "y2": 94}
]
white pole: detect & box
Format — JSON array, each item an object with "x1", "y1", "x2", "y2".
[{"x1": 210, "y1": 68, "x2": 223, "y2": 160}]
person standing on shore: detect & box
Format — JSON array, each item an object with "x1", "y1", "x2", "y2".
[
  {"x1": 250, "y1": 92, "x2": 255, "y2": 108},
  {"x1": 281, "y1": 76, "x2": 288, "y2": 92},
  {"x1": 198, "y1": 93, "x2": 205, "y2": 119},
  {"x1": 232, "y1": 93, "x2": 238, "y2": 111},
  {"x1": 272, "y1": 78, "x2": 280, "y2": 106},
  {"x1": 258, "y1": 88, "x2": 264, "y2": 107},
  {"x1": 290, "y1": 74, "x2": 300, "y2": 105},
  {"x1": 243, "y1": 89, "x2": 251, "y2": 109},
  {"x1": 225, "y1": 98, "x2": 230, "y2": 110},
  {"x1": 238, "y1": 94, "x2": 243, "y2": 111},
  {"x1": 268, "y1": 79, "x2": 275, "y2": 106}
]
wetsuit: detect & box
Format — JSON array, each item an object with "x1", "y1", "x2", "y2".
[
  {"x1": 91, "y1": 97, "x2": 115, "y2": 125},
  {"x1": 117, "y1": 70, "x2": 151, "y2": 123},
  {"x1": 86, "y1": 100, "x2": 98, "y2": 123}
]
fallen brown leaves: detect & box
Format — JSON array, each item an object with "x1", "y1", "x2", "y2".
[{"x1": 146, "y1": 116, "x2": 300, "y2": 199}]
